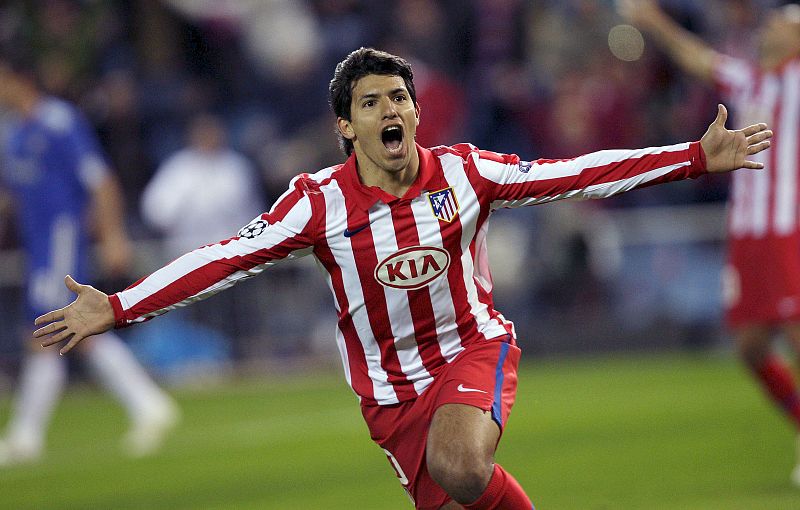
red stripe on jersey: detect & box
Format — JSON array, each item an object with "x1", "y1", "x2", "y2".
[
  {"x1": 312, "y1": 203, "x2": 377, "y2": 403},
  {"x1": 390, "y1": 202, "x2": 448, "y2": 374},
  {"x1": 346, "y1": 202, "x2": 417, "y2": 402}
]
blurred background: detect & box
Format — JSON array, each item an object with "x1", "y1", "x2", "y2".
[
  {"x1": 2, "y1": 1, "x2": 800, "y2": 508},
  {"x1": 0, "y1": 0, "x2": 766, "y2": 384}
]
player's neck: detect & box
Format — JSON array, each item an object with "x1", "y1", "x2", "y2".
[{"x1": 356, "y1": 146, "x2": 420, "y2": 198}]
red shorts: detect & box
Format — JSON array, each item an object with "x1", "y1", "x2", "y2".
[
  {"x1": 360, "y1": 338, "x2": 521, "y2": 510},
  {"x1": 724, "y1": 234, "x2": 800, "y2": 328}
]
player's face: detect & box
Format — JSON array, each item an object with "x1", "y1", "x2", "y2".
[{"x1": 338, "y1": 74, "x2": 420, "y2": 176}]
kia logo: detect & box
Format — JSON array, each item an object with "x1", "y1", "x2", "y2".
[{"x1": 374, "y1": 246, "x2": 451, "y2": 290}]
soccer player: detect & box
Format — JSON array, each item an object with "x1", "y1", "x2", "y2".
[
  {"x1": 617, "y1": 0, "x2": 800, "y2": 484},
  {"x1": 33, "y1": 48, "x2": 771, "y2": 509},
  {"x1": 0, "y1": 51, "x2": 178, "y2": 465}
]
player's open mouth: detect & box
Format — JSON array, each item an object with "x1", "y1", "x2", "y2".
[{"x1": 381, "y1": 125, "x2": 403, "y2": 153}]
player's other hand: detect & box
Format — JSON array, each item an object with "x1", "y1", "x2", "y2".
[
  {"x1": 701, "y1": 104, "x2": 772, "y2": 173},
  {"x1": 33, "y1": 275, "x2": 115, "y2": 355}
]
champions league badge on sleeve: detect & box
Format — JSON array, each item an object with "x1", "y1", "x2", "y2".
[
  {"x1": 237, "y1": 218, "x2": 269, "y2": 239},
  {"x1": 518, "y1": 160, "x2": 533, "y2": 173},
  {"x1": 427, "y1": 187, "x2": 460, "y2": 223}
]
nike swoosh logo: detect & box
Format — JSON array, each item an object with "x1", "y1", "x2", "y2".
[
  {"x1": 457, "y1": 384, "x2": 487, "y2": 394},
  {"x1": 343, "y1": 222, "x2": 371, "y2": 238}
]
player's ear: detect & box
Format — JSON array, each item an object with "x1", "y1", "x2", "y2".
[
  {"x1": 337, "y1": 117, "x2": 355, "y2": 141},
  {"x1": 414, "y1": 102, "x2": 421, "y2": 127}
]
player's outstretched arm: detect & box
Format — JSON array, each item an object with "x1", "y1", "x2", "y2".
[
  {"x1": 616, "y1": 0, "x2": 718, "y2": 82},
  {"x1": 701, "y1": 104, "x2": 772, "y2": 173},
  {"x1": 33, "y1": 275, "x2": 115, "y2": 355}
]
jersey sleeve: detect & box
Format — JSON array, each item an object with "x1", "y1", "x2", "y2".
[
  {"x1": 108, "y1": 175, "x2": 319, "y2": 327},
  {"x1": 712, "y1": 54, "x2": 755, "y2": 103},
  {"x1": 465, "y1": 141, "x2": 707, "y2": 210}
]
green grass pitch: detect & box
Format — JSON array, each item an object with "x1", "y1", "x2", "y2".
[{"x1": 2, "y1": 353, "x2": 800, "y2": 509}]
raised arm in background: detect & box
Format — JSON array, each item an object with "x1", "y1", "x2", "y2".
[{"x1": 617, "y1": 0, "x2": 719, "y2": 83}]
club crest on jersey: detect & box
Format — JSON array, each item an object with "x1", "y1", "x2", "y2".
[
  {"x1": 237, "y1": 219, "x2": 269, "y2": 239},
  {"x1": 374, "y1": 246, "x2": 450, "y2": 290},
  {"x1": 427, "y1": 187, "x2": 460, "y2": 222}
]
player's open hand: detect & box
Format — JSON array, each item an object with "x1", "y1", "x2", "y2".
[
  {"x1": 33, "y1": 275, "x2": 115, "y2": 355},
  {"x1": 701, "y1": 104, "x2": 772, "y2": 173}
]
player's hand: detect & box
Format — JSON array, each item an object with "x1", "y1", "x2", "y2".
[
  {"x1": 701, "y1": 104, "x2": 772, "y2": 173},
  {"x1": 32, "y1": 275, "x2": 115, "y2": 355},
  {"x1": 615, "y1": 0, "x2": 663, "y2": 27}
]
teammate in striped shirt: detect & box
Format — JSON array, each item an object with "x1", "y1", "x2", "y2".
[
  {"x1": 618, "y1": 0, "x2": 800, "y2": 485},
  {"x1": 33, "y1": 48, "x2": 771, "y2": 509}
]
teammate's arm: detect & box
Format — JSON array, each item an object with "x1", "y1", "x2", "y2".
[{"x1": 617, "y1": 0, "x2": 718, "y2": 83}]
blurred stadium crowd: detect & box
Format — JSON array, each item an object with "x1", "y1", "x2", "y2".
[{"x1": 0, "y1": 0, "x2": 784, "y2": 383}]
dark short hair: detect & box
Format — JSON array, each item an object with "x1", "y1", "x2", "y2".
[{"x1": 328, "y1": 47, "x2": 417, "y2": 156}]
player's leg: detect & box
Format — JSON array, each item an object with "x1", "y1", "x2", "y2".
[
  {"x1": 426, "y1": 403, "x2": 498, "y2": 503},
  {"x1": 0, "y1": 337, "x2": 67, "y2": 465},
  {"x1": 426, "y1": 340, "x2": 532, "y2": 509},
  {"x1": 77, "y1": 332, "x2": 179, "y2": 456},
  {"x1": 427, "y1": 404, "x2": 531, "y2": 509},
  {"x1": 736, "y1": 324, "x2": 800, "y2": 427},
  {"x1": 778, "y1": 322, "x2": 800, "y2": 484}
]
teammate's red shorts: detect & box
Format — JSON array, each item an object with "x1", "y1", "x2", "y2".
[
  {"x1": 360, "y1": 337, "x2": 521, "y2": 510},
  {"x1": 724, "y1": 234, "x2": 800, "y2": 328}
]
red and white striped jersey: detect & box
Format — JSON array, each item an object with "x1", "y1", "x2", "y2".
[
  {"x1": 715, "y1": 55, "x2": 800, "y2": 238},
  {"x1": 109, "y1": 142, "x2": 706, "y2": 405}
]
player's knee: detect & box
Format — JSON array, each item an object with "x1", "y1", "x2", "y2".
[{"x1": 427, "y1": 447, "x2": 492, "y2": 503}]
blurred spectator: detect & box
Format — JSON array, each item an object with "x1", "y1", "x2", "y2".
[
  {"x1": 141, "y1": 112, "x2": 265, "y2": 353},
  {"x1": 142, "y1": 113, "x2": 263, "y2": 258}
]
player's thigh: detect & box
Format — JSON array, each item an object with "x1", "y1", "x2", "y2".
[{"x1": 426, "y1": 403, "x2": 500, "y2": 474}]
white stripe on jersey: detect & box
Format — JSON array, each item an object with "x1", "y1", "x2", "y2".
[{"x1": 775, "y1": 63, "x2": 800, "y2": 235}]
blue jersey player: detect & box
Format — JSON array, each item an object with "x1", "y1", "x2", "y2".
[{"x1": 0, "y1": 51, "x2": 178, "y2": 465}]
